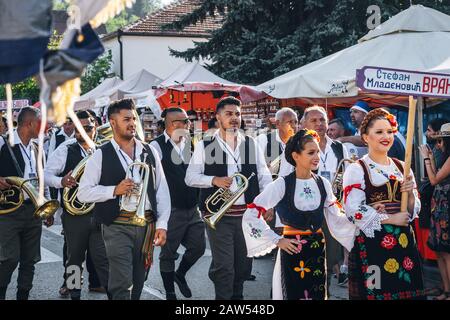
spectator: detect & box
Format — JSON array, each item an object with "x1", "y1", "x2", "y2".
[{"x1": 419, "y1": 123, "x2": 450, "y2": 300}]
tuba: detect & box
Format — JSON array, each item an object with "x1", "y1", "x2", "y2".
[
  {"x1": 118, "y1": 161, "x2": 151, "y2": 227},
  {"x1": 62, "y1": 156, "x2": 95, "y2": 215},
  {"x1": 204, "y1": 172, "x2": 255, "y2": 230},
  {"x1": 331, "y1": 157, "x2": 357, "y2": 203},
  {"x1": 0, "y1": 177, "x2": 59, "y2": 219}
]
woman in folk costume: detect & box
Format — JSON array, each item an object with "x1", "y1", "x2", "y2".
[
  {"x1": 343, "y1": 108, "x2": 425, "y2": 300},
  {"x1": 242, "y1": 129, "x2": 355, "y2": 300}
]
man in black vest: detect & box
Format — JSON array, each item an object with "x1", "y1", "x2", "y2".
[
  {"x1": 185, "y1": 97, "x2": 272, "y2": 300},
  {"x1": 0, "y1": 107, "x2": 48, "y2": 300},
  {"x1": 150, "y1": 107, "x2": 205, "y2": 300},
  {"x1": 44, "y1": 111, "x2": 109, "y2": 300},
  {"x1": 256, "y1": 107, "x2": 298, "y2": 224},
  {"x1": 78, "y1": 99, "x2": 171, "y2": 300},
  {"x1": 47, "y1": 118, "x2": 75, "y2": 156},
  {"x1": 301, "y1": 105, "x2": 350, "y2": 288}
]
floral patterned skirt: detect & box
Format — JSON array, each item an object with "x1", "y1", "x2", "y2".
[
  {"x1": 280, "y1": 233, "x2": 326, "y2": 300},
  {"x1": 427, "y1": 184, "x2": 450, "y2": 253},
  {"x1": 348, "y1": 224, "x2": 425, "y2": 300}
]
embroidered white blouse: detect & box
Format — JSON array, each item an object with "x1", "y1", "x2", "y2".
[
  {"x1": 242, "y1": 175, "x2": 356, "y2": 257},
  {"x1": 342, "y1": 155, "x2": 421, "y2": 239}
]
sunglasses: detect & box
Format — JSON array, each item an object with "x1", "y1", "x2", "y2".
[
  {"x1": 172, "y1": 118, "x2": 191, "y2": 124},
  {"x1": 75, "y1": 125, "x2": 94, "y2": 133}
]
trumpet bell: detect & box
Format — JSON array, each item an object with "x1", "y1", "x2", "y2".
[
  {"x1": 35, "y1": 199, "x2": 60, "y2": 220},
  {"x1": 204, "y1": 172, "x2": 255, "y2": 230}
]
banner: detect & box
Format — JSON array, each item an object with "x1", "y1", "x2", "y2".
[{"x1": 356, "y1": 66, "x2": 450, "y2": 98}]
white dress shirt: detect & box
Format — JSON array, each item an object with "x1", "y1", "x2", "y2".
[
  {"x1": 185, "y1": 131, "x2": 272, "y2": 205},
  {"x1": 318, "y1": 136, "x2": 349, "y2": 183},
  {"x1": 150, "y1": 131, "x2": 187, "y2": 162},
  {"x1": 277, "y1": 136, "x2": 349, "y2": 182},
  {"x1": 48, "y1": 129, "x2": 74, "y2": 156},
  {"x1": 44, "y1": 141, "x2": 95, "y2": 189},
  {"x1": 77, "y1": 138, "x2": 171, "y2": 230},
  {"x1": 0, "y1": 130, "x2": 49, "y2": 199},
  {"x1": 255, "y1": 129, "x2": 286, "y2": 156}
]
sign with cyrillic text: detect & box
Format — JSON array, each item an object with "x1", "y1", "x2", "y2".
[{"x1": 356, "y1": 66, "x2": 450, "y2": 98}]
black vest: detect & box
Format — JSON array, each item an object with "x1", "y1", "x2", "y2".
[
  {"x1": 59, "y1": 143, "x2": 85, "y2": 211},
  {"x1": 275, "y1": 172, "x2": 326, "y2": 232},
  {"x1": 154, "y1": 134, "x2": 198, "y2": 210},
  {"x1": 265, "y1": 131, "x2": 283, "y2": 164},
  {"x1": 313, "y1": 139, "x2": 345, "y2": 175},
  {"x1": 93, "y1": 141, "x2": 158, "y2": 226},
  {"x1": 62, "y1": 143, "x2": 84, "y2": 177},
  {"x1": 55, "y1": 129, "x2": 67, "y2": 150},
  {"x1": 0, "y1": 137, "x2": 26, "y2": 177},
  {"x1": 198, "y1": 135, "x2": 260, "y2": 212}
]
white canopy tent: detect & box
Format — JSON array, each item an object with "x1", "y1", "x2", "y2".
[
  {"x1": 155, "y1": 62, "x2": 266, "y2": 103},
  {"x1": 257, "y1": 5, "x2": 450, "y2": 107},
  {"x1": 74, "y1": 76, "x2": 123, "y2": 110},
  {"x1": 74, "y1": 69, "x2": 162, "y2": 110}
]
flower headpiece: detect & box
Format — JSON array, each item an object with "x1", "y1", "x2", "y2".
[
  {"x1": 305, "y1": 129, "x2": 320, "y2": 143},
  {"x1": 385, "y1": 114, "x2": 398, "y2": 133}
]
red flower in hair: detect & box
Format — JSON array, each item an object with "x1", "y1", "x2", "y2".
[
  {"x1": 305, "y1": 129, "x2": 320, "y2": 143},
  {"x1": 385, "y1": 114, "x2": 398, "y2": 133}
]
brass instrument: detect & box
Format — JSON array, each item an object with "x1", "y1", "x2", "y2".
[
  {"x1": 95, "y1": 122, "x2": 113, "y2": 145},
  {"x1": 0, "y1": 177, "x2": 59, "y2": 219},
  {"x1": 118, "y1": 161, "x2": 151, "y2": 227},
  {"x1": 268, "y1": 155, "x2": 282, "y2": 180},
  {"x1": 331, "y1": 157, "x2": 357, "y2": 202},
  {"x1": 62, "y1": 156, "x2": 95, "y2": 215},
  {"x1": 204, "y1": 172, "x2": 255, "y2": 230}
]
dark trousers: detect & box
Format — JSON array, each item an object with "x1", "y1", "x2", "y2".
[
  {"x1": 102, "y1": 224, "x2": 147, "y2": 300},
  {"x1": 0, "y1": 203, "x2": 42, "y2": 294},
  {"x1": 62, "y1": 211, "x2": 109, "y2": 299},
  {"x1": 160, "y1": 206, "x2": 206, "y2": 273},
  {"x1": 206, "y1": 215, "x2": 252, "y2": 300}
]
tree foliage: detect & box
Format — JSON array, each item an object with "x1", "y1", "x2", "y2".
[{"x1": 166, "y1": 0, "x2": 450, "y2": 85}]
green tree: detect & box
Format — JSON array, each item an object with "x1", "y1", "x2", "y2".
[
  {"x1": 80, "y1": 50, "x2": 113, "y2": 94},
  {"x1": 165, "y1": 0, "x2": 450, "y2": 85},
  {"x1": 105, "y1": 0, "x2": 163, "y2": 33}
]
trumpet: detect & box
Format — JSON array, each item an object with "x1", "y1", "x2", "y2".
[
  {"x1": 331, "y1": 157, "x2": 357, "y2": 202},
  {"x1": 204, "y1": 172, "x2": 255, "y2": 230},
  {"x1": 118, "y1": 161, "x2": 151, "y2": 227},
  {"x1": 62, "y1": 157, "x2": 95, "y2": 215},
  {"x1": 95, "y1": 122, "x2": 113, "y2": 145},
  {"x1": 268, "y1": 155, "x2": 282, "y2": 180},
  {"x1": 0, "y1": 177, "x2": 59, "y2": 219}
]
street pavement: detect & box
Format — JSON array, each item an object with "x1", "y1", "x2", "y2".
[{"x1": 4, "y1": 223, "x2": 440, "y2": 300}]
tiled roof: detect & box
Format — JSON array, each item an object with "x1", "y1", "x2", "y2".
[{"x1": 122, "y1": 0, "x2": 223, "y2": 37}]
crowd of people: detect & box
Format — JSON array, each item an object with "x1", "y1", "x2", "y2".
[{"x1": 0, "y1": 96, "x2": 449, "y2": 300}]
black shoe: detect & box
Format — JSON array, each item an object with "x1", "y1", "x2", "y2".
[
  {"x1": 174, "y1": 272, "x2": 192, "y2": 298},
  {"x1": 166, "y1": 292, "x2": 177, "y2": 300},
  {"x1": 17, "y1": 289, "x2": 30, "y2": 300},
  {"x1": 0, "y1": 287, "x2": 6, "y2": 300},
  {"x1": 246, "y1": 274, "x2": 256, "y2": 281},
  {"x1": 337, "y1": 273, "x2": 348, "y2": 286}
]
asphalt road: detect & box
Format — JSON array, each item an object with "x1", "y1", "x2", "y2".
[{"x1": 4, "y1": 223, "x2": 438, "y2": 300}]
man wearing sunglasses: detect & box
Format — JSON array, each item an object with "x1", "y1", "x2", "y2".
[
  {"x1": 150, "y1": 108, "x2": 205, "y2": 300},
  {"x1": 44, "y1": 111, "x2": 109, "y2": 300}
]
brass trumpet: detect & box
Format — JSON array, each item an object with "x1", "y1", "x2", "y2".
[
  {"x1": 0, "y1": 177, "x2": 59, "y2": 219},
  {"x1": 95, "y1": 122, "x2": 113, "y2": 145},
  {"x1": 118, "y1": 161, "x2": 151, "y2": 227},
  {"x1": 268, "y1": 155, "x2": 282, "y2": 180},
  {"x1": 204, "y1": 172, "x2": 255, "y2": 230},
  {"x1": 62, "y1": 156, "x2": 95, "y2": 215},
  {"x1": 331, "y1": 157, "x2": 357, "y2": 203}
]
